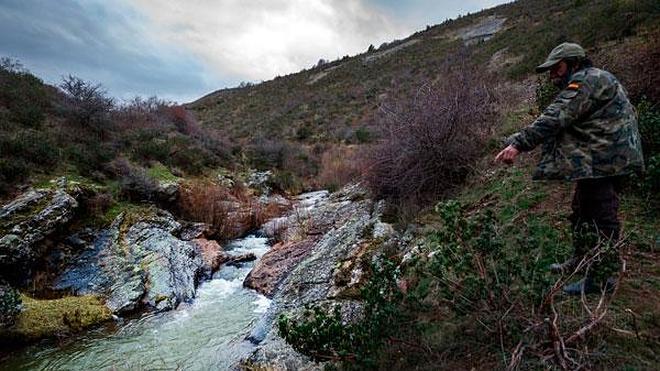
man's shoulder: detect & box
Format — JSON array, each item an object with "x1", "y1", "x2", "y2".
[
  {"x1": 572, "y1": 67, "x2": 617, "y2": 86},
  {"x1": 569, "y1": 68, "x2": 619, "y2": 98}
]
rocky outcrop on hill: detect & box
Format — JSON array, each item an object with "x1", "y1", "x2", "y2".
[
  {"x1": 0, "y1": 184, "x2": 78, "y2": 280},
  {"x1": 242, "y1": 184, "x2": 399, "y2": 370},
  {"x1": 454, "y1": 15, "x2": 507, "y2": 45},
  {"x1": 54, "y1": 209, "x2": 205, "y2": 313}
]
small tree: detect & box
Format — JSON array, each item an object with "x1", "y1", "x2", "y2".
[{"x1": 59, "y1": 75, "x2": 114, "y2": 138}]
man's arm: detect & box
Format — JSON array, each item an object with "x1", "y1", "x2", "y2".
[
  {"x1": 495, "y1": 76, "x2": 596, "y2": 164},
  {"x1": 508, "y1": 79, "x2": 595, "y2": 151}
]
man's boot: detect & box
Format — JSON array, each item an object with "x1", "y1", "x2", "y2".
[{"x1": 563, "y1": 276, "x2": 617, "y2": 296}]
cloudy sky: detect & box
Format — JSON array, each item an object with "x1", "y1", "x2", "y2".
[{"x1": 0, "y1": 0, "x2": 507, "y2": 103}]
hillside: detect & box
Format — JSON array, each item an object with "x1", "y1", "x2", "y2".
[
  {"x1": 0, "y1": 0, "x2": 659, "y2": 369},
  {"x1": 188, "y1": 0, "x2": 659, "y2": 144}
]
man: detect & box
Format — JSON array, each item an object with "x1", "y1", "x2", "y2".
[{"x1": 495, "y1": 42, "x2": 644, "y2": 295}]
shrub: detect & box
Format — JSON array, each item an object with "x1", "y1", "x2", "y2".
[
  {"x1": 278, "y1": 258, "x2": 403, "y2": 368},
  {"x1": 592, "y1": 34, "x2": 660, "y2": 104},
  {"x1": 633, "y1": 100, "x2": 660, "y2": 196},
  {"x1": 397, "y1": 199, "x2": 623, "y2": 369},
  {"x1": 109, "y1": 158, "x2": 159, "y2": 202},
  {"x1": 316, "y1": 146, "x2": 365, "y2": 192},
  {"x1": 0, "y1": 159, "x2": 28, "y2": 189},
  {"x1": 637, "y1": 99, "x2": 660, "y2": 158},
  {"x1": 0, "y1": 58, "x2": 48, "y2": 128},
  {"x1": 176, "y1": 180, "x2": 232, "y2": 238},
  {"x1": 63, "y1": 142, "x2": 115, "y2": 177},
  {"x1": 59, "y1": 75, "x2": 114, "y2": 137},
  {"x1": 246, "y1": 137, "x2": 289, "y2": 169},
  {"x1": 269, "y1": 170, "x2": 304, "y2": 195},
  {"x1": 354, "y1": 127, "x2": 372, "y2": 144},
  {"x1": 535, "y1": 76, "x2": 559, "y2": 112},
  {"x1": 365, "y1": 57, "x2": 498, "y2": 214},
  {"x1": 169, "y1": 144, "x2": 217, "y2": 176},
  {"x1": 0, "y1": 129, "x2": 59, "y2": 193},
  {"x1": 0, "y1": 129, "x2": 59, "y2": 167},
  {"x1": 130, "y1": 132, "x2": 173, "y2": 164}
]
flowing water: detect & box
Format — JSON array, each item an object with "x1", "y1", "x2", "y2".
[{"x1": 2, "y1": 235, "x2": 273, "y2": 371}]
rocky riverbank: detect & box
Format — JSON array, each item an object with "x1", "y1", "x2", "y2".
[
  {"x1": 0, "y1": 174, "x2": 285, "y2": 347},
  {"x1": 0, "y1": 176, "x2": 399, "y2": 370},
  {"x1": 240, "y1": 184, "x2": 402, "y2": 370}
]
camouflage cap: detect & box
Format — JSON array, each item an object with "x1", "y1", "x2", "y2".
[{"x1": 535, "y1": 42, "x2": 586, "y2": 73}]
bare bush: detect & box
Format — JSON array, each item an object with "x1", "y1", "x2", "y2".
[
  {"x1": 316, "y1": 145, "x2": 366, "y2": 192},
  {"x1": 108, "y1": 157, "x2": 158, "y2": 202},
  {"x1": 365, "y1": 57, "x2": 499, "y2": 213},
  {"x1": 177, "y1": 180, "x2": 232, "y2": 238},
  {"x1": 59, "y1": 75, "x2": 114, "y2": 135},
  {"x1": 113, "y1": 96, "x2": 171, "y2": 132}
]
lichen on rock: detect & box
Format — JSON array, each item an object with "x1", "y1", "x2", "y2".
[
  {"x1": 242, "y1": 184, "x2": 401, "y2": 369},
  {"x1": 54, "y1": 208, "x2": 205, "y2": 314},
  {"x1": 0, "y1": 186, "x2": 78, "y2": 280}
]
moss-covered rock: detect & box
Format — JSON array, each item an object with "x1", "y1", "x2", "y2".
[{"x1": 2, "y1": 295, "x2": 111, "y2": 342}]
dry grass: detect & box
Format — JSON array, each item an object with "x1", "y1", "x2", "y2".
[
  {"x1": 315, "y1": 145, "x2": 366, "y2": 192},
  {"x1": 177, "y1": 179, "x2": 289, "y2": 240}
]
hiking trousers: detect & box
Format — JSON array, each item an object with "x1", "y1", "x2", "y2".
[{"x1": 569, "y1": 177, "x2": 621, "y2": 279}]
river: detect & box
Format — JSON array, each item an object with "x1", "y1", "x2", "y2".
[{"x1": 1, "y1": 235, "x2": 272, "y2": 371}]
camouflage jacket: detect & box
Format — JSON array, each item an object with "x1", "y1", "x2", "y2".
[{"x1": 508, "y1": 67, "x2": 644, "y2": 181}]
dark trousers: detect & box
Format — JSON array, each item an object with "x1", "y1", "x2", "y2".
[{"x1": 570, "y1": 177, "x2": 621, "y2": 279}]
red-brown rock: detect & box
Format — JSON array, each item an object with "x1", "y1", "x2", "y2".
[
  {"x1": 192, "y1": 238, "x2": 224, "y2": 276},
  {"x1": 243, "y1": 239, "x2": 315, "y2": 297}
]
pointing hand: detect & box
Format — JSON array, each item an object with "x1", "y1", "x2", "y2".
[{"x1": 495, "y1": 145, "x2": 520, "y2": 164}]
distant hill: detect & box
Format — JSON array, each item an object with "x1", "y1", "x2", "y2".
[
  {"x1": 188, "y1": 0, "x2": 659, "y2": 145},
  {"x1": 1, "y1": 0, "x2": 658, "y2": 198}
]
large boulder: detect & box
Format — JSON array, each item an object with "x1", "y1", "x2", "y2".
[
  {"x1": 192, "y1": 238, "x2": 225, "y2": 279},
  {"x1": 246, "y1": 170, "x2": 273, "y2": 195},
  {"x1": 155, "y1": 180, "x2": 180, "y2": 204},
  {"x1": 0, "y1": 186, "x2": 78, "y2": 279},
  {"x1": 54, "y1": 208, "x2": 204, "y2": 313}
]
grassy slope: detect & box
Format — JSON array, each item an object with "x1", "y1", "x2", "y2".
[
  {"x1": 188, "y1": 0, "x2": 660, "y2": 145},
  {"x1": 457, "y1": 161, "x2": 657, "y2": 370},
  {"x1": 383, "y1": 95, "x2": 659, "y2": 369}
]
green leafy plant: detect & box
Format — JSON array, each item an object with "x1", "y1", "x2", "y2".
[{"x1": 278, "y1": 258, "x2": 403, "y2": 369}]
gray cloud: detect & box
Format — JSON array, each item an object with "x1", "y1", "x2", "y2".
[
  {"x1": 130, "y1": 0, "x2": 411, "y2": 82},
  {"x1": 0, "y1": 0, "x2": 222, "y2": 102},
  {"x1": 0, "y1": 0, "x2": 510, "y2": 102}
]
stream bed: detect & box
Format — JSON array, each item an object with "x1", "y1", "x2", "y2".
[{"x1": 1, "y1": 235, "x2": 272, "y2": 371}]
